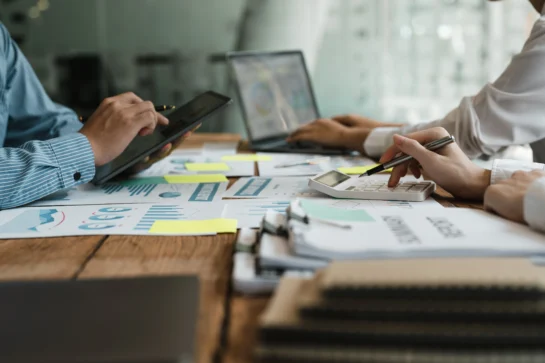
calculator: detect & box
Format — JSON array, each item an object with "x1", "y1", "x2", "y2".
[{"x1": 308, "y1": 170, "x2": 436, "y2": 202}]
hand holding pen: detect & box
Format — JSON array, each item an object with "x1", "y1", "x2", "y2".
[
  {"x1": 377, "y1": 127, "x2": 491, "y2": 200},
  {"x1": 359, "y1": 135, "x2": 455, "y2": 177}
]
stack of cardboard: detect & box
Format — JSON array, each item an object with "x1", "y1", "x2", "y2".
[{"x1": 256, "y1": 258, "x2": 545, "y2": 362}]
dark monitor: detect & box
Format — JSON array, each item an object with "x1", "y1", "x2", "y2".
[{"x1": 0, "y1": 275, "x2": 199, "y2": 363}]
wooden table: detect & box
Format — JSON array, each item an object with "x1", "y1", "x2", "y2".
[{"x1": 0, "y1": 133, "x2": 481, "y2": 363}]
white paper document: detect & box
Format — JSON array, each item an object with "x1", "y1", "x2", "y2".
[
  {"x1": 0, "y1": 203, "x2": 224, "y2": 239},
  {"x1": 29, "y1": 182, "x2": 227, "y2": 207},
  {"x1": 202, "y1": 141, "x2": 239, "y2": 156},
  {"x1": 313, "y1": 197, "x2": 444, "y2": 211},
  {"x1": 222, "y1": 200, "x2": 292, "y2": 228},
  {"x1": 222, "y1": 196, "x2": 443, "y2": 229},
  {"x1": 136, "y1": 153, "x2": 254, "y2": 177},
  {"x1": 223, "y1": 177, "x2": 324, "y2": 199},
  {"x1": 289, "y1": 208, "x2": 545, "y2": 261},
  {"x1": 257, "y1": 152, "x2": 374, "y2": 177},
  {"x1": 223, "y1": 175, "x2": 427, "y2": 200}
]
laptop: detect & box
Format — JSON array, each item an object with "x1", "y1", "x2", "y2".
[
  {"x1": 0, "y1": 275, "x2": 198, "y2": 363},
  {"x1": 227, "y1": 50, "x2": 345, "y2": 154}
]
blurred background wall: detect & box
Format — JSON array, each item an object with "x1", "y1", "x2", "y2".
[{"x1": 1, "y1": 0, "x2": 536, "y2": 135}]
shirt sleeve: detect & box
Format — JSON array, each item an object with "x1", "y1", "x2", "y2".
[
  {"x1": 524, "y1": 177, "x2": 545, "y2": 233},
  {"x1": 490, "y1": 159, "x2": 545, "y2": 184},
  {"x1": 365, "y1": 14, "x2": 545, "y2": 159},
  {"x1": 0, "y1": 133, "x2": 95, "y2": 210},
  {"x1": 0, "y1": 23, "x2": 82, "y2": 147}
]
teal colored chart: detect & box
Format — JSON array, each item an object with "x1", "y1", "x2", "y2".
[
  {"x1": 245, "y1": 201, "x2": 291, "y2": 216},
  {"x1": 134, "y1": 205, "x2": 200, "y2": 232},
  {"x1": 0, "y1": 209, "x2": 65, "y2": 233},
  {"x1": 300, "y1": 200, "x2": 375, "y2": 222},
  {"x1": 118, "y1": 178, "x2": 167, "y2": 186}
]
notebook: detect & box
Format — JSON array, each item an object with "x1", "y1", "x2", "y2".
[
  {"x1": 320, "y1": 258, "x2": 545, "y2": 300},
  {"x1": 259, "y1": 276, "x2": 545, "y2": 348},
  {"x1": 256, "y1": 345, "x2": 545, "y2": 363},
  {"x1": 298, "y1": 269, "x2": 545, "y2": 323}
]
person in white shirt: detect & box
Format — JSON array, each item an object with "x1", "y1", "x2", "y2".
[
  {"x1": 381, "y1": 127, "x2": 545, "y2": 233},
  {"x1": 288, "y1": 0, "x2": 545, "y2": 163}
]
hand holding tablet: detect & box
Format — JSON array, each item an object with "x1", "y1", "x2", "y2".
[{"x1": 90, "y1": 91, "x2": 232, "y2": 185}]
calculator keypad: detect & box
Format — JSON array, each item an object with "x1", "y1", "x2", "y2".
[{"x1": 347, "y1": 181, "x2": 432, "y2": 193}]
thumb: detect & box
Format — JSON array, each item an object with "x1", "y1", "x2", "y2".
[{"x1": 392, "y1": 134, "x2": 433, "y2": 165}]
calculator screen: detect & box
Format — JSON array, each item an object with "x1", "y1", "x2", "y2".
[{"x1": 314, "y1": 171, "x2": 351, "y2": 187}]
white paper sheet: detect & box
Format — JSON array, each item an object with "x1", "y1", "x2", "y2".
[
  {"x1": 222, "y1": 196, "x2": 443, "y2": 229},
  {"x1": 290, "y1": 208, "x2": 545, "y2": 260},
  {"x1": 0, "y1": 203, "x2": 225, "y2": 239},
  {"x1": 29, "y1": 182, "x2": 227, "y2": 207},
  {"x1": 223, "y1": 177, "x2": 324, "y2": 199},
  {"x1": 222, "y1": 175, "x2": 422, "y2": 200},
  {"x1": 313, "y1": 197, "x2": 444, "y2": 211},
  {"x1": 257, "y1": 152, "x2": 375, "y2": 177},
  {"x1": 202, "y1": 142, "x2": 239, "y2": 155},
  {"x1": 222, "y1": 200, "x2": 292, "y2": 228},
  {"x1": 136, "y1": 153, "x2": 254, "y2": 177}
]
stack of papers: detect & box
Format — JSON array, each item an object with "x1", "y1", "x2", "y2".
[{"x1": 231, "y1": 199, "x2": 545, "y2": 294}]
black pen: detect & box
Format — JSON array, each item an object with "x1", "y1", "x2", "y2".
[
  {"x1": 359, "y1": 135, "x2": 455, "y2": 178},
  {"x1": 79, "y1": 105, "x2": 175, "y2": 123}
]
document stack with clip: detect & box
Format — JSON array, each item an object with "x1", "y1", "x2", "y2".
[
  {"x1": 256, "y1": 258, "x2": 545, "y2": 362},
  {"x1": 232, "y1": 202, "x2": 333, "y2": 294},
  {"x1": 233, "y1": 198, "x2": 545, "y2": 294}
]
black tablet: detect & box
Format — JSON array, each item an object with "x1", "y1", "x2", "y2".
[{"x1": 92, "y1": 90, "x2": 232, "y2": 185}]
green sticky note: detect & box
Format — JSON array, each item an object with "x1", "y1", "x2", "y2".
[
  {"x1": 221, "y1": 154, "x2": 272, "y2": 162},
  {"x1": 119, "y1": 177, "x2": 168, "y2": 185},
  {"x1": 338, "y1": 165, "x2": 392, "y2": 175},
  {"x1": 164, "y1": 174, "x2": 228, "y2": 183},
  {"x1": 299, "y1": 199, "x2": 374, "y2": 222},
  {"x1": 185, "y1": 162, "x2": 230, "y2": 172},
  {"x1": 149, "y1": 219, "x2": 238, "y2": 234}
]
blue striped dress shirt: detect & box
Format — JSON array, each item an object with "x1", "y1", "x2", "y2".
[{"x1": 0, "y1": 23, "x2": 95, "y2": 210}]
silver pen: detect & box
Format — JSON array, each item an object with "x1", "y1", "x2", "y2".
[{"x1": 359, "y1": 135, "x2": 455, "y2": 177}]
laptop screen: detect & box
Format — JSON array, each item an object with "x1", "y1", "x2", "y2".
[{"x1": 229, "y1": 51, "x2": 319, "y2": 141}]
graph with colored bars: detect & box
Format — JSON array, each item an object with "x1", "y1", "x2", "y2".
[
  {"x1": 246, "y1": 201, "x2": 290, "y2": 217},
  {"x1": 134, "y1": 205, "x2": 187, "y2": 231},
  {"x1": 101, "y1": 184, "x2": 157, "y2": 197}
]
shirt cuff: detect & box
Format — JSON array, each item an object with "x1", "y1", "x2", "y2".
[
  {"x1": 490, "y1": 159, "x2": 545, "y2": 185},
  {"x1": 363, "y1": 127, "x2": 401, "y2": 157},
  {"x1": 48, "y1": 133, "x2": 95, "y2": 187},
  {"x1": 524, "y1": 177, "x2": 545, "y2": 233}
]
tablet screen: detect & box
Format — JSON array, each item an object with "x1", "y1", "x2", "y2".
[{"x1": 93, "y1": 91, "x2": 231, "y2": 184}]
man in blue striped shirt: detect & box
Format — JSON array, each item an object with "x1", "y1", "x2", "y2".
[{"x1": 0, "y1": 23, "x2": 170, "y2": 210}]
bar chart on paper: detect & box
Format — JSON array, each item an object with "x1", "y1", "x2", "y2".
[
  {"x1": 101, "y1": 184, "x2": 157, "y2": 197},
  {"x1": 222, "y1": 200, "x2": 291, "y2": 228},
  {"x1": 30, "y1": 182, "x2": 227, "y2": 207},
  {"x1": 134, "y1": 205, "x2": 193, "y2": 231}
]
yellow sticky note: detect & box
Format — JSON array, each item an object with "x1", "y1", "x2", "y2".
[
  {"x1": 338, "y1": 165, "x2": 393, "y2": 175},
  {"x1": 164, "y1": 174, "x2": 228, "y2": 183},
  {"x1": 221, "y1": 154, "x2": 272, "y2": 162},
  {"x1": 185, "y1": 162, "x2": 230, "y2": 172},
  {"x1": 149, "y1": 219, "x2": 238, "y2": 234}
]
